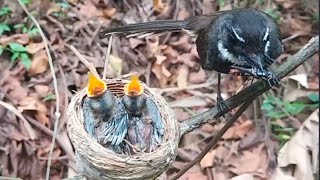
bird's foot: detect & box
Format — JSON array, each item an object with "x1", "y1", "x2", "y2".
[
  {"x1": 230, "y1": 65, "x2": 280, "y2": 87},
  {"x1": 263, "y1": 72, "x2": 280, "y2": 87},
  {"x1": 215, "y1": 94, "x2": 229, "y2": 118}
]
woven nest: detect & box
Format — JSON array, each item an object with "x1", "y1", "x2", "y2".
[{"x1": 66, "y1": 79, "x2": 180, "y2": 180}]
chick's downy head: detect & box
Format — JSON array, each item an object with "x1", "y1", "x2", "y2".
[
  {"x1": 124, "y1": 75, "x2": 144, "y2": 96},
  {"x1": 86, "y1": 72, "x2": 107, "y2": 97}
]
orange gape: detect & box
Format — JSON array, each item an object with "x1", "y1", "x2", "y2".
[
  {"x1": 87, "y1": 72, "x2": 107, "y2": 97},
  {"x1": 125, "y1": 75, "x2": 144, "y2": 96}
]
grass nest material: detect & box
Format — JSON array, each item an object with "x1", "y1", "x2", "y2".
[{"x1": 66, "y1": 79, "x2": 180, "y2": 180}]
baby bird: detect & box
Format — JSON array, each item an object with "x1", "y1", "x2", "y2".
[
  {"x1": 122, "y1": 75, "x2": 164, "y2": 153},
  {"x1": 82, "y1": 72, "x2": 115, "y2": 139}
]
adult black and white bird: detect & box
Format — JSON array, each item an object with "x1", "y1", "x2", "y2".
[{"x1": 100, "y1": 8, "x2": 283, "y2": 115}]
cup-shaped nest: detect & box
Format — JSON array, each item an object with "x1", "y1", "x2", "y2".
[{"x1": 66, "y1": 79, "x2": 180, "y2": 180}]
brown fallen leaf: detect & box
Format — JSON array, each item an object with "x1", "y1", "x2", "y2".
[
  {"x1": 231, "y1": 173, "x2": 254, "y2": 180},
  {"x1": 189, "y1": 69, "x2": 206, "y2": 84},
  {"x1": 27, "y1": 42, "x2": 45, "y2": 54},
  {"x1": 173, "y1": 108, "x2": 190, "y2": 122},
  {"x1": 177, "y1": 53, "x2": 196, "y2": 68},
  {"x1": 162, "y1": 45, "x2": 179, "y2": 60},
  {"x1": 212, "y1": 167, "x2": 229, "y2": 180},
  {"x1": 29, "y1": 50, "x2": 48, "y2": 76},
  {"x1": 0, "y1": 34, "x2": 29, "y2": 45},
  {"x1": 229, "y1": 144, "x2": 268, "y2": 178},
  {"x1": 178, "y1": 172, "x2": 207, "y2": 180},
  {"x1": 200, "y1": 150, "x2": 216, "y2": 169},
  {"x1": 153, "y1": 0, "x2": 166, "y2": 12},
  {"x1": 146, "y1": 36, "x2": 160, "y2": 57},
  {"x1": 222, "y1": 126, "x2": 236, "y2": 140},
  {"x1": 161, "y1": 63, "x2": 171, "y2": 77},
  {"x1": 170, "y1": 35, "x2": 192, "y2": 52},
  {"x1": 129, "y1": 38, "x2": 145, "y2": 49},
  {"x1": 18, "y1": 96, "x2": 47, "y2": 113},
  {"x1": 34, "y1": 85, "x2": 50, "y2": 97},
  {"x1": 288, "y1": 74, "x2": 309, "y2": 89},
  {"x1": 155, "y1": 54, "x2": 167, "y2": 65},
  {"x1": 79, "y1": 0, "x2": 103, "y2": 18},
  {"x1": 0, "y1": 101, "x2": 37, "y2": 140},
  {"x1": 272, "y1": 109, "x2": 319, "y2": 180},
  {"x1": 103, "y1": 8, "x2": 117, "y2": 18},
  {"x1": 0, "y1": 71, "x2": 28, "y2": 104},
  {"x1": 169, "y1": 96, "x2": 208, "y2": 108},
  {"x1": 177, "y1": 65, "x2": 189, "y2": 88},
  {"x1": 235, "y1": 120, "x2": 253, "y2": 138}
]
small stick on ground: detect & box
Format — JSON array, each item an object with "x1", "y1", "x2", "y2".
[
  {"x1": 15, "y1": 1, "x2": 61, "y2": 180},
  {"x1": 68, "y1": 45, "x2": 100, "y2": 78},
  {"x1": 103, "y1": 34, "x2": 114, "y2": 80}
]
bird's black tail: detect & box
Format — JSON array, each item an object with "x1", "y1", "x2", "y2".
[{"x1": 101, "y1": 20, "x2": 188, "y2": 36}]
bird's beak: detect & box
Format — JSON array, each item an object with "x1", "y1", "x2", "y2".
[
  {"x1": 124, "y1": 75, "x2": 144, "y2": 96},
  {"x1": 246, "y1": 54, "x2": 264, "y2": 71},
  {"x1": 86, "y1": 72, "x2": 107, "y2": 97}
]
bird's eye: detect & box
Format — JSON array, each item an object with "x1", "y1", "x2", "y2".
[{"x1": 234, "y1": 45, "x2": 243, "y2": 52}]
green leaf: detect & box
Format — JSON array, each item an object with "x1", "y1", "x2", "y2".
[
  {"x1": 27, "y1": 28, "x2": 38, "y2": 37},
  {"x1": 8, "y1": 43, "x2": 27, "y2": 52},
  {"x1": 308, "y1": 93, "x2": 319, "y2": 102},
  {"x1": 0, "y1": 46, "x2": 3, "y2": 56},
  {"x1": 20, "y1": 53, "x2": 31, "y2": 70},
  {"x1": 261, "y1": 102, "x2": 274, "y2": 111},
  {"x1": 283, "y1": 102, "x2": 306, "y2": 115},
  {"x1": 278, "y1": 134, "x2": 291, "y2": 141},
  {"x1": 267, "y1": 111, "x2": 286, "y2": 119},
  {"x1": 0, "y1": 6, "x2": 11, "y2": 16},
  {"x1": 22, "y1": 27, "x2": 28, "y2": 33},
  {"x1": 11, "y1": 52, "x2": 20, "y2": 62},
  {"x1": 14, "y1": 24, "x2": 25, "y2": 29},
  {"x1": 0, "y1": 23, "x2": 11, "y2": 35},
  {"x1": 57, "y1": 2, "x2": 71, "y2": 8},
  {"x1": 21, "y1": 0, "x2": 31, "y2": 5},
  {"x1": 43, "y1": 94, "x2": 56, "y2": 102}
]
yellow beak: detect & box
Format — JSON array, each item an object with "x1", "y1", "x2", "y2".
[
  {"x1": 86, "y1": 72, "x2": 107, "y2": 97},
  {"x1": 124, "y1": 75, "x2": 144, "y2": 96}
]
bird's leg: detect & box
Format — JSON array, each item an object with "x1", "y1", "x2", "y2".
[{"x1": 215, "y1": 73, "x2": 229, "y2": 118}]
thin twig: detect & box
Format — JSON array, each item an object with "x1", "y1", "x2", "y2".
[
  {"x1": 68, "y1": 45, "x2": 100, "y2": 78},
  {"x1": 15, "y1": 1, "x2": 61, "y2": 179},
  {"x1": 103, "y1": 34, "x2": 114, "y2": 79},
  {"x1": 172, "y1": 99, "x2": 254, "y2": 179},
  {"x1": 0, "y1": 101, "x2": 37, "y2": 139}
]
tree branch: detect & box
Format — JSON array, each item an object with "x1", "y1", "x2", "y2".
[{"x1": 179, "y1": 36, "x2": 319, "y2": 135}]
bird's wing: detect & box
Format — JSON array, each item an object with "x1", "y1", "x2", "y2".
[
  {"x1": 146, "y1": 98, "x2": 164, "y2": 144},
  {"x1": 101, "y1": 100, "x2": 129, "y2": 146},
  {"x1": 100, "y1": 11, "x2": 230, "y2": 37}
]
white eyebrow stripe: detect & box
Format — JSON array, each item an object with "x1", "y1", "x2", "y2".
[
  {"x1": 232, "y1": 27, "x2": 245, "y2": 42},
  {"x1": 263, "y1": 27, "x2": 269, "y2": 41},
  {"x1": 265, "y1": 40, "x2": 270, "y2": 53}
]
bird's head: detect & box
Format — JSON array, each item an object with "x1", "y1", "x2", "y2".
[
  {"x1": 217, "y1": 9, "x2": 282, "y2": 74},
  {"x1": 86, "y1": 72, "x2": 107, "y2": 97},
  {"x1": 124, "y1": 75, "x2": 144, "y2": 96}
]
